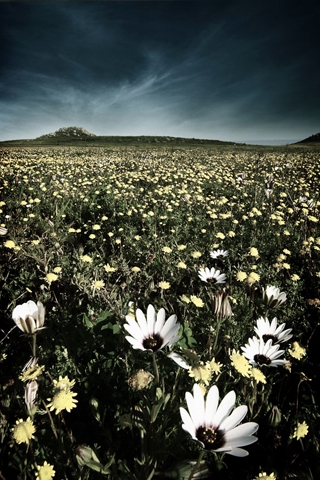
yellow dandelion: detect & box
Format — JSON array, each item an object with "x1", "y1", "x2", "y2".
[
  {"x1": 80, "y1": 255, "x2": 93, "y2": 263},
  {"x1": 282, "y1": 263, "x2": 291, "y2": 270},
  {"x1": 208, "y1": 358, "x2": 222, "y2": 375},
  {"x1": 191, "y1": 251, "x2": 202, "y2": 258},
  {"x1": 89, "y1": 234, "x2": 96, "y2": 239},
  {"x1": 177, "y1": 244, "x2": 187, "y2": 250},
  {"x1": 291, "y1": 274, "x2": 300, "y2": 281},
  {"x1": 159, "y1": 281, "x2": 170, "y2": 290},
  {"x1": 293, "y1": 421, "x2": 308, "y2": 440},
  {"x1": 53, "y1": 267, "x2": 62, "y2": 273},
  {"x1": 180, "y1": 294, "x2": 190, "y2": 303},
  {"x1": 236, "y1": 271, "x2": 247, "y2": 281},
  {"x1": 288, "y1": 342, "x2": 306, "y2": 360},
  {"x1": 131, "y1": 266, "x2": 141, "y2": 273},
  {"x1": 247, "y1": 272, "x2": 260, "y2": 285},
  {"x1": 177, "y1": 261, "x2": 187, "y2": 269},
  {"x1": 104, "y1": 263, "x2": 117, "y2": 272},
  {"x1": 254, "y1": 473, "x2": 276, "y2": 480},
  {"x1": 36, "y1": 461, "x2": 55, "y2": 480},
  {"x1": 250, "y1": 247, "x2": 259, "y2": 257},
  {"x1": 53, "y1": 376, "x2": 76, "y2": 391},
  {"x1": 188, "y1": 363, "x2": 212, "y2": 385},
  {"x1": 32, "y1": 239, "x2": 41, "y2": 245},
  {"x1": 19, "y1": 364, "x2": 45, "y2": 382},
  {"x1": 4, "y1": 240, "x2": 16, "y2": 249},
  {"x1": 46, "y1": 273, "x2": 58, "y2": 283},
  {"x1": 92, "y1": 280, "x2": 105, "y2": 290},
  {"x1": 92, "y1": 224, "x2": 101, "y2": 230},
  {"x1": 251, "y1": 368, "x2": 266, "y2": 384},
  {"x1": 47, "y1": 389, "x2": 78, "y2": 414},
  {"x1": 190, "y1": 295, "x2": 204, "y2": 307},
  {"x1": 230, "y1": 350, "x2": 252, "y2": 377},
  {"x1": 228, "y1": 230, "x2": 236, "y2": 237},
  {"x1": 12, "y1": 417, "x2": 35, "y2": 444},
  {"x1": 216, "y1": 232, "x2": 225, "y2": 239},
  {"x1": 68, "y1": 227, "x2": 76, "y2": 233},
  {"x1": 283, "y1": 249, "x2": 291, "y2": 254}
]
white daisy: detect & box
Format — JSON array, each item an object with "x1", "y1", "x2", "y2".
[
  {"x1": 254, "y1": 317, "x2": 292, "y2": 344},
  {"x1": 124, "y1": 304, "x2": 180, "y2": 352},
  {"x1": 241, "y1": 337, "x2": 288, "y2": 367},
  {"x1": 198, "y1": 267, "x2": 227, "y2": 284},
  {"x1": 12, "y1": 300, "x2": 45, "y2": 335},
  {"x1": 262, "y1": 286, "x2": 287, "y2": 308},
  {"x1": 180, "y1": 384, "x2": 258, "y2": 457},
  {"x1": 210, "y1": 249, "x2": 229, "y2": 259}
]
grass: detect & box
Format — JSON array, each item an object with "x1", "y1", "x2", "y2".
[{"x1": 0, "y1": 144, "x2": 319, "y2": 480}]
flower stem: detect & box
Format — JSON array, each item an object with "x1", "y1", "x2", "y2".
[
  {"x1": 32, "y1": 334, "x2": 37, "y2": 357},
  {"x1": 188, "y1": 450, "x2": 205, "y2": 480},
  {"x1": 152, "y1": 353, "x2": 159, "y2": 386}
]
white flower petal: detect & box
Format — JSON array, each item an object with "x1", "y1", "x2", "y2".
[
  {"x1": 146, "y1": 304, "x2": 156, "y2": 335},
  {"x1": 155, "y1": 308, "x2": 166, "y2": 333},
  {"x1": 180, "y1": 407, "x2": 196, "y2": 438},
  {"x1": 213, "y1": 390, "x2": 235, "y2": 427},
  {"x1": 135, "y1": 308, "x2": 149, "y2": 336},
  {"x1": 220, "y1": 405, "x2": 248, "y2": 431},
  {"x1": 204, "y1": 385, "x2": 219, "y2": 426},
  {"x1": 167, "y1": 352, "x2": 189, "y2": 369}
]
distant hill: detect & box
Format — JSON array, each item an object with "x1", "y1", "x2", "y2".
[
  {"x1": 0, "y1": 126, "x2": 239, "y2": 147},
  {"x1": 296, "y1": 132, "x2": 320, "y2": 144}
]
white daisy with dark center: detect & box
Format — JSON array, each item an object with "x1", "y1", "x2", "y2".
[
  {"x1": 262, "y1": 286, "x2": 287, "y2": 308},
  {"x1": 12, "y1": 300, "x2": 46, "y2": 335},
  {"x1": 180, "y1": 384, "x2": 258, "y2": 456},
  {"x1": 198, "y1": 267, "x2": 227, "y2": 284},
  {"x1": 254, "y1": 317, "x2": 292, "y2": 344},
  {"x1": 124, "y1": 304, "x2": 181, "y2": 353},
  {"x1": 210, "y1": 249, "x2": 229, "y2": 259},
  {"x1": 241, "y1": 337, "x2": 288, "y2": 367}
]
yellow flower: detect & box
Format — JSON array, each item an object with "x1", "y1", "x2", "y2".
[
  {"x1": 177, "y1": 244, "x2": 187, "y2": 250},
  {"x1": 47, "y1": 389, "x2": 78, "y2": 414},
  {"x1": 4, "y1": 240, "x2": 16, "y2": 249},
  {"x1": 283, "y1": 249, "x2": 291, "y2": 254},
  {"x1": 228, "y1": 230, "x2": 236, "y2": 237},
  {"x1": 253, "y1": 473, "x2": 276, "y2": 480},
  {"x1": 250, "y1": 247, "x2": 259, "y2": 257},
  {"x1": 208, "y1": 358, "x2": 222, "y2": 375},
  {"x1": 46, "y1": 273, "x2": 58, "y2": 283},
  {"x1": 19, "y1": 364, "x2": 45, "y2": 382},
  {"x1": 216, "y1": 232, "x2": 225, "y2": 239},
  {"x1": 89, "y1": 234, "x2": 96, "y2": 239},
  {"x1": 247, "y1": 272, "x2": 260, "y2": 284},
  {"x1": 131, "y1": 266, "x2": 141, "y2": 273},
  {"x1": 291, "y1": 274, "x2": 300, "y2": 281},
  {"x1": 190, "y1": 295, "x2": 204, "y2": 307},
  {"x1": 32, "y1": 239, "x2": 41, "y2": 245},
  {"x1": 12, "y1": 417, "x2": 35, "y2": 444},
  {"x1": 92, "y1": 280, "x2": 105, "y2": 290},
  {"x1": 230, "y1": 350, "x2": 252, "y2": 377},
  {"x1": 293, "y1": 421, "x2": 308, "y2": 440},
  {"x1": 162, "y1": 246, "x2": 172, "y2": 253},
  {"x1": 53, "y1": 376, "x2": 76, "y2": 391},
  {"x1": 188, "y1": 363, "x2": 212, "y2": 385},
  {"x1": 36, "y1": 461, "x2": 55, "y2": 480},
  {"x1": 191, "y1": 251, "x2": 202, "y2": 258},
  {"x1": 53, "y1": 267, "x2": 62, "y2": 273},
  {"x1": 92, "y1": 224, "x2": 101, "y2": 230},
  {"x1": 128, "y1": 369, "x2": 153, "y2": 390},
  {"x1": 104, "y1": 263, "x2": 117, "y2": 272},
  {"x1": 80, "y1": 255, "x2": 93, "y2": 263},
  {"x1": 177, "y1": 261, "x2": 187, "y2": 269},
  {"x1": 159, "y1": 281, "x2": 170, "y2": 290},
  {"x1": 68, "y1": 227, "x2": 76, "y2": 233},
  {"x1": 250, "y1": 368, "x2": 266, "y2": 384},
  {"x1": 282, "y1": 263, "x2": 291, "y2": 270},
  {"x1": 180, "y1": 294, "x2": 190, "y2": 303},
  {"x1": 288, "y1": 342, "x2": 306, "y2": 360},
  {"x1": 236, "y1": 271, "x2": 247, "y2": 281}
]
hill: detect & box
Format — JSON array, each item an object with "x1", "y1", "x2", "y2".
[{"x1": 295, "y1": 132, "x2": 320, "y2": 144}]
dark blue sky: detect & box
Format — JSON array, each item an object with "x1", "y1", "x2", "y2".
[{"x1": 1, "y1": 0, "x2": 320, "y2": 144}]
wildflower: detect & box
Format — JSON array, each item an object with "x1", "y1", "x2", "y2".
[
  {"x1": 180, "y1": 294, "x2": 191, "y2": 303},
  {"x1": 282, "y1": 263, "x2": 290, "y2": 270},
  {"x1": 162, "y1": 246, "x2": 172, "y2": 253},
  {"x1": 36, "y1": 461, "x2": 56, "y2": 480},
  {"x1": 236, "y1": 271, "x2": 247, "y2": 281},
  {"x1": 80, "y1": 254, "x2": 93, "y2": 263},
  {"x1": 12, "y1": 300, "x2": 45, "y2": 335},
  {"x1": 191, "y1": 251, "x2": 202, "y2": 258},
  {"x1": 210, "y1": 249, "x2": 229, "y2": 259},
  {"x1": 180, "y1": 384, "x2": 258, "y2": 456},
  {"x1": 24, "y1": 381, "x2": 38, "y2": 415},
  {"x1": 253, "y1": 473, "x2": 276, "y2": 480},
  {"x1": 262, "y1": 286, "x2": 287, "y2": 308},
  {"x1": 32, "y1": 239, "x2": 41, "y2": 245},
  {"x1": 215, "y1": 232, "x2": 225, "y2": 239},
  {"x1": 20, "y1": 362, "x2": 45, "y2": 382},
  {"x1": 249, "y1": 247, "x2": 259, "y2": 257},
  {"x1": 288, "y1": 342, "x2": 306, "y2": 360},
  {"x1": 247, "y1": 272, "x2": 260, "y2": 285},
  {"x1": 104, "y1": 263, "x2": 117, "y2": 272},
  {"x1": 12, "y1": 417, "x2": 35, "y2": 444},
  {"x1": 230, "y1": 350, "x2": 252, "y2": 377},
  {"x1": 131, "y1": 266, "x2": 141, "y2": 273},
  {"x1": 128, "y1": 370, "x2": 154, "y2": 390},
  {"x1": 293, "y1": 421, "x2": 309, "y2": 440},
  {"x1": 46, "y1": 273, "x2": 58, "y2": 283},
  {"x1": 47, "y1": 389, "x2": 78, "y2": 414},
  {"x1": 92, "y1": 224, "x2": 101, "y2": 230},
  {"x1": 53, "y1": 266, "x2": 62, "y2": 273},
  {"x1": 228, "y1": 231, "x2": 236, "y2": 237},
  {"x1": 167, "y1": 352, "x2": 190, "y2": 369},
  {"x1": 209, "y1": 358, "x2": 222, "y2": 375},
  {"x1": 159, "y1": 281, "x2": 171, "y2": 290},
  {"x1": 250, "y1": 368, "x2": 266, "y2": 384},
  {"x1": 241, "y1": 337, "x2": 288, "y2": 368},
  {"x1": 198, "y1": 267, "x2": 227, "y2": 284},
  {"x1": 4, "y1": 239, "x2": 16, "y2": 249},
  {"x1": 177, "y1": 244, "x2": 187, "y2": 250},
  {"x1": 89, "y1": 234, "x2": 96, "y2": 239},
  {"x1": 92, "y1": 280, "x2": 105, "y2": 290},
  {"x1": 53, "y1": 376, "x2": 76, "y2": 390},
  {"x1": 188, "y1": 363, "x2": 212, "y2": 385},
  {"x1": 254, "y1": 317, "x2": 292, "y2": 344},
  {"x1": 291, "y1": 274, "x2": 300, "y2": 281},
  {"x1": 190, "y1": 295, "x2": 204, "y2": 307},
  {"x1": 123, "y1": 304, "x2": 180, "y2": 352},
  {"x1": 213, "y1": 289, "x2": 232, "y2": 318},
  {"x1": 177, "y1": 261, "x2": 187, "y2": 269}
]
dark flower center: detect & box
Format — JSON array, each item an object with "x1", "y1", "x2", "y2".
[
  {"x1": 142, "y1": 334, "x2": 163, "y2": 352},
  {"x1": 207, "y1": 277, "x2": 217, "y2": 283},
  {"x1": 196, "y1": 426, "x2": 225, "y2": 450},
  {"x1": 262, "y1": 334, "x2": 277, "y2": 343},
  {"x1": 254, "y1": 354, "x2": 271, "y2": 365}
]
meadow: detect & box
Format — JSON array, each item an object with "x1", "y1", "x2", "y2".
[{"x1": 0, "y1": 144, "x2": 319, "y2": 480}]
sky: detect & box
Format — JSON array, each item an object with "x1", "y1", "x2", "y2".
[{"x1": 1, "y1": 0, "x2": 320, "y2": 145}]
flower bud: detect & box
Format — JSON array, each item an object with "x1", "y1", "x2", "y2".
[{"x1": 268, "y1": 405, "x2": 282, "y2": 427}]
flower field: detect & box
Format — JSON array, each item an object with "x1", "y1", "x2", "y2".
[{"x1": 0, "y1": 145, "x2": 319, "y2": 480}]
